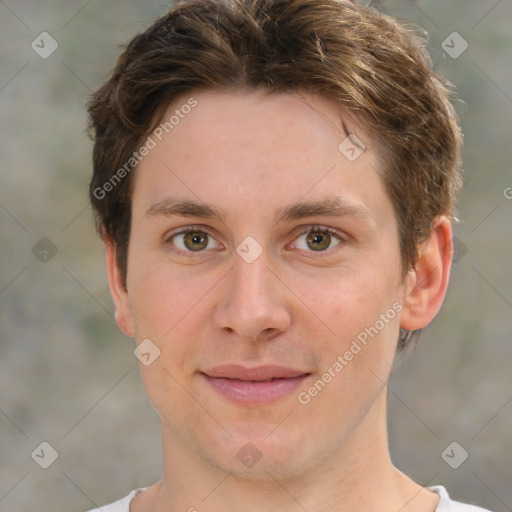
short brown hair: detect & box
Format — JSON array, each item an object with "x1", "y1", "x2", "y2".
[{"x1": 87, "y1": 0, "x2": 463, "y2": 351}]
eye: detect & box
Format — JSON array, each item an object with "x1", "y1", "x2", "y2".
[
  {"x1": 294, "y1": 226, "x2": 343, "y2": 252},
  {"x1": 168, "y1": 228, "x2": 220, "y2": 252}
]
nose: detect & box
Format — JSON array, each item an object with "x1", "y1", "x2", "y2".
[{"x1": 212, "y1": 250, "x2": 292, "y2": 342}]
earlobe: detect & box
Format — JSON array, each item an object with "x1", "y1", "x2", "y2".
[
  {"x1": 400, "y1": 216, "x2": 453, "y2": 331},
  {"x1": 104, "y1": 236, "x2": 135, "y2": 338}
]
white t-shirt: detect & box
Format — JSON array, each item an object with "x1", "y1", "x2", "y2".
[{"x1": 88, "y1": 485, "x2": 493, "y2": 512}]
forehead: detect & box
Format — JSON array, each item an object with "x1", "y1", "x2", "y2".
[
  {"x1": 153, "y1": 90, "x2": 373, "y2": 159},
  {"x1": 131, "y1": 90, "x2": 393, "y2": 228}
]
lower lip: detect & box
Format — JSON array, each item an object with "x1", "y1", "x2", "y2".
[{"x1": 203, "y1": 374, "x2": 310, "y2": 405}]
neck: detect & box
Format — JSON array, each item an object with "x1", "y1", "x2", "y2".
[{"x1": 139, "y1": 393, "x2": 438, "y2": 512}]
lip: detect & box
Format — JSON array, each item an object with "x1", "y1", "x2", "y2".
[{"x1": 201, "y1": 365, "x2": 311, "y2": 405}]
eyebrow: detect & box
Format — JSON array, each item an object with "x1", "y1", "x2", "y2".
[
  {"x1": 145, "y1": 199, "x2": 227, "y2": 222},
  {"x1": 276, "y1": 198, "x2": 371, "y2": 223},
  {"x1": 145, "y1": 197, "x2": 371, "y2": 224}
]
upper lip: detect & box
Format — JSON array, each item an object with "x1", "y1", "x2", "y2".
[{"x1": 203, "y1": 365, "x2": 309, "y2": 381}]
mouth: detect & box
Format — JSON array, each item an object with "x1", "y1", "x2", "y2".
[{"x1": 201, "y1": 365, "x2": 311, "y2": 405}]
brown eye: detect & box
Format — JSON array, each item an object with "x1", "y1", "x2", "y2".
[
  {"x1": 167, "y1": 226, "x2": 223, "y2": 255},
  {"x1": 182, "y1": 231, "x2": 209, "y2": 251},
  {"x1": 306, "y1": 230, "x2": 332, "y2": 251}
]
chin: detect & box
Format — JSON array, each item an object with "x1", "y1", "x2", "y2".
[{"x1": 199, "y1": 423, "x2": 312, "y2": 481}]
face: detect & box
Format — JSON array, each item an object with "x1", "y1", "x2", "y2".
[{"x1": 110, "y1": 90, "x2": 416, "y2": 479}]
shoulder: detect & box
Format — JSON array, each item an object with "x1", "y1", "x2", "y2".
[
  {"x1": 87, "y1": 489, "x2": 144, "y2": 512},
  {"x1": 430, "y1": 486, "x2": 494, "y2": 512}
]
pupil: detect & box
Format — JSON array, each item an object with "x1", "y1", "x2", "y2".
[
  {"x1": 307, "y1": 230, "x2": 330, "y2": 251},
  {"x1": 185, "y1": 231, "x2": 207, "y2": 251}
]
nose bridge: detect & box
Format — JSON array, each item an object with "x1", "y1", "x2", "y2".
[
  {"x1": 213, "y1": 246, "x2": 290, "y2": 340},
  {"x1": 230, "y1": 248, "x2": 275, "y2": 309}
]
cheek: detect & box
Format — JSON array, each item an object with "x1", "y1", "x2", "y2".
[
  {"x1": 128, "y1": 266, "x2": 202, "y2": 415},
  {"x1": 294, "y1": 275, "x2": 400, "y2": 430},
  {"x1": 128, "y1": 258, "x2": 205, "y2": 340},
  {"x1": 126, "y1": 269, "x2": 198, "y2": 405},
  {"x1": 294, "y1": 266, "x2": 399, "y2": 341},
  {"x1": 291, "y1": 265, "x2": 402, "y2": 398}
]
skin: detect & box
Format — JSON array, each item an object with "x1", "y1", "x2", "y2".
[{"x1": 105, "y1": 90, "x2": 453, "y2": 512}]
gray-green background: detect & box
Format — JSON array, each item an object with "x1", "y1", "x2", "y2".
[{"x1": 1, "y1": 1, "x2": 511, "y2": 510}]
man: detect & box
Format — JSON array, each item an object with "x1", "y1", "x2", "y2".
[{"x1": 87, "y1": 0, "x2": 490, "y2": 511}]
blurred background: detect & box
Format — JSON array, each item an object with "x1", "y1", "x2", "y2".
[{"x1": 1, "y1": 0, "x2": 511, "y2": 510}]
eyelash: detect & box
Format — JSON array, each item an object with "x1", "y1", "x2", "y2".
[
  {"x1": 164, "y1": 224, "x2": 346, "y2": 257},
  {"x1": 164, "y1": 225, "x2": 219, "y2": 255},
  {"x1": 292, "y1": 225, "x2": 345, "y2": 255}
]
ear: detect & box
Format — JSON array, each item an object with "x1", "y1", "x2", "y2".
[
  {"x1": 400, "y1": 216, "x2": 453, "y2": 331},
  {"x1": 104, "y1": 236, "x2": 135, "y2": 338}
]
